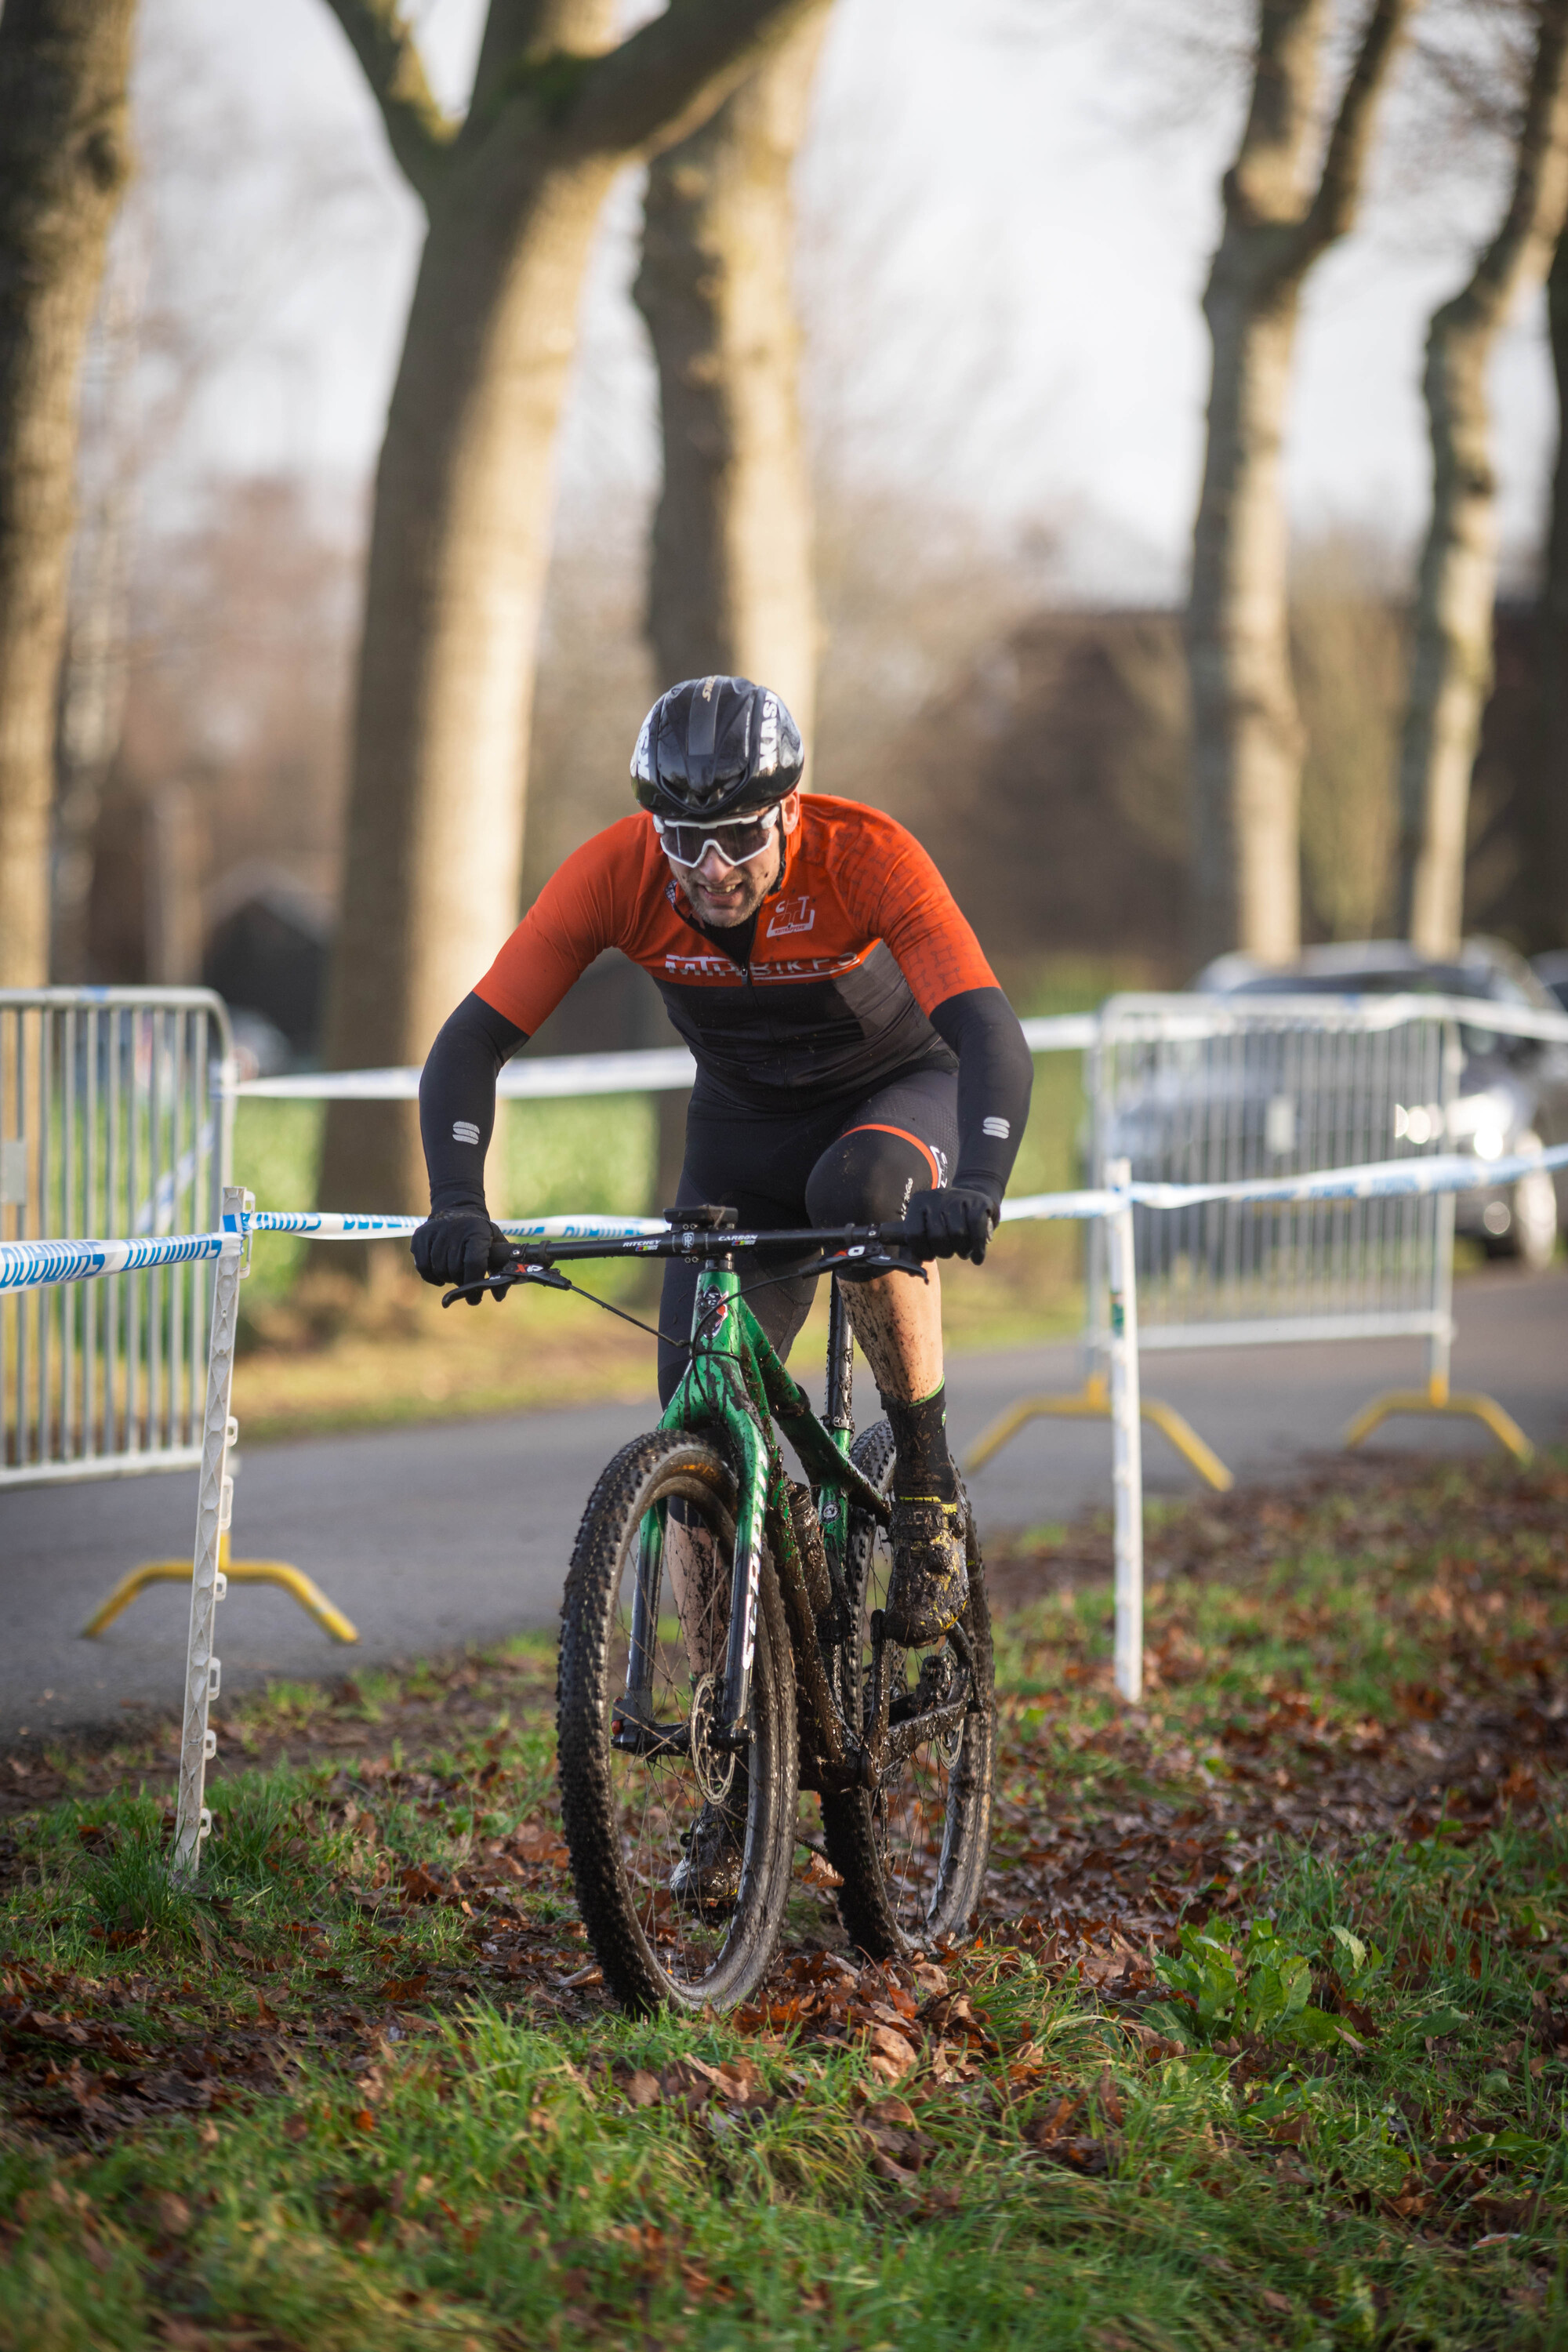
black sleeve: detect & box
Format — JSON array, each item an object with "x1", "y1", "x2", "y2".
[
  {"x1": 927, "y1": 984, "x2": 1033, "y2": 1206},
  {"x1": 419, "y1": 992, "x2": 528, "y2": 1214}
]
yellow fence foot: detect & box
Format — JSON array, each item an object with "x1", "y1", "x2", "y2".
[
  {"x1": 1344, "y1": 1381, "x2": 1533, "y2": 1465},
  {"x1": 220, "y1": 1563, "x2": 359, "y2": 1644},
  {"x1": 82, "y1": 1534, "x2": 359, "y2": 1644},
  {"x1": 963, "y1": 1377, "x2": 1233, "y2": 1492},
  {"x1": 1138, "y1": 1400, "x2": 1235, "y2": 1493}
]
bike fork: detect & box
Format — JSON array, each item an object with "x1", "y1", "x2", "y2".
[
  {"x1": 719, "y1": 1414, "x2": 768, "y2": 1744},
  {"x1": 622, "y1": 1508, "x2": 663, "y2": 1726}
]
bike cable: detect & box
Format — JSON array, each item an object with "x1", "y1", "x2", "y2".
[
  {"x1": 447, "y1": 1242, "x2": 922, "y2": 1352},
  {"x1": 502, "y1": 1264, "x2": 691, "y2": 1348}
]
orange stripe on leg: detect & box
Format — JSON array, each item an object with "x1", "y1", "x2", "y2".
[{"x1": 839, "y1": 1123, "x2": 942, "y2": 1191}]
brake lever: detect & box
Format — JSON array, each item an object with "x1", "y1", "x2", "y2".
[
  {"x1": 771, "y1": 1247, "x2": 927, "y2": 1287},
  {"x1": 439, "y1": 1261, "x2": 569, "y2": 1308},
  {"x1": 852, "y1": 1252, "x2": 928, "y2": 1283}
]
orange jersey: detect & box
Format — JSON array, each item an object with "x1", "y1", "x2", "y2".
[{"x1": 475, "y1": 797, "x2": 997, "y2": 1104}]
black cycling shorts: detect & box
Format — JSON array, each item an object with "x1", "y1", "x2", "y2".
[{"x1": 657, "y1": 1064, "x2": 959, "y2": 1406}]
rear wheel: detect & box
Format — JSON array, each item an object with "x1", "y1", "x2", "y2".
[
  {"x1": 821, "y1": 1421, "x2": 995, "y2": 1958},
  {"x1": 557, "y1": 1430, "x2": 797, "y2": 2013}
]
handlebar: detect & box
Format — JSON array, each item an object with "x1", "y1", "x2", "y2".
[
  {"x1": 501, "y1": 1218, "x2": 923, "y2": 1267},
  {"x1": 437, "y1": 1214, "x2": 934, "y2": 1308}
]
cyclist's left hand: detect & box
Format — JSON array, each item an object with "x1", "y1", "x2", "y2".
[{"x1": 902, "y1": 1185, "x2": 998, "y2": 1265}]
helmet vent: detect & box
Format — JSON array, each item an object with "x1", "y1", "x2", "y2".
[
  {"x1": 688, "y1": 681, "x2": 720, "y2": 761},
  {"x1": 756, "y1": 691, "x2": 779, "y2": 776}
]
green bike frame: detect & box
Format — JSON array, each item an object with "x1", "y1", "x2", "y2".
[{"x1": 622, "y1": 1253, "x2": 890, "y2": 1762}]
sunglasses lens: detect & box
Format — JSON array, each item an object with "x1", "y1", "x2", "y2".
[{"x1": 660, "y1": 812, "x2": 775, "y2": 866}]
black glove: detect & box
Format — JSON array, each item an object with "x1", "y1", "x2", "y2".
[
  {"x1": 410, "y1": 1207, "x2": 515, "y2": 1303},
  {"x1": 902, "y1": 1185, "x2": 999, "y2": 1265}
]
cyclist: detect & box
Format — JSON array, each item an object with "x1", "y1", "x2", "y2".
[{"x1": 412, "y1": 675, "x2": 1033, "y2": 1658}]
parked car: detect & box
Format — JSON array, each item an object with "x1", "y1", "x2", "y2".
[{"x1": 1193, "y1": 939, "x2": 1568, "y2": 1269}]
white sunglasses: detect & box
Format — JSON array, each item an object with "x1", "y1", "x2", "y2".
[{"x1": 652, "y1": 808, "x2": 780, "y2": 869}]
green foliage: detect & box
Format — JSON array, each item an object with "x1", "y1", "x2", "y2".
[
  {"x1": 1145, "y1": 1915, "x2": 1387, "y2": 2053},
  {"x1": 495, "y1": 1094, "x2": 656, "y2": 1220},
  {"x1": 230, "y1": 1096, "x2": 659, "y2": 1305},
  {"x1": 231, "y1": 1101, "x2": 321, "y2": 1305}
]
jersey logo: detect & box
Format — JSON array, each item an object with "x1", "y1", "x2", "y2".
[
  {"x1": 765, "y1": 895, "x2": 816, "y2": 937},
  {"x1": 663, "y1": 951, "x2": 735, "y2": 978}
]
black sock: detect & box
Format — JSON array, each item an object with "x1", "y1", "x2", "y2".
[{"x1": 883, "y1": 1385, "x2": 958, "y2": 1503}]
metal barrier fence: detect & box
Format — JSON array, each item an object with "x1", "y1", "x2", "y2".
[
  {"x1": 1087, "y1": 993, "x2": 1456, "y2": 1370},
  {"x1": 1, "y1": 988, "x2": 234, "y2": 1489},
  {"x1": 973, "y1": 991, "x2": 1568, "y2": 1483}
]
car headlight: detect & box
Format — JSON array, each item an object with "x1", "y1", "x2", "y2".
[{"x1": 1446, "y1": 1085, "x2": 1516, "y2": 1161}]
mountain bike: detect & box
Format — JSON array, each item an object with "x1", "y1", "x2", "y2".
[{"x1": 445, "y1": 1204, "x2": 995, "y2": 2014}]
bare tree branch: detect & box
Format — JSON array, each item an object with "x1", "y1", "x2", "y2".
[
  {"x1": 1397, "y1": 0, "x2": 1568, "y2": 951},
  {"x1": 318, "y1": 0, "x2": 456, "y2": 205},
  {"x1": 1226, "y1": 0, "x2": 1330, "y2": 229},
  {"x1": 1407, "y1": 5, "x2": 1532, "y2": 143},
  {"x1": 1295, "y1": 0, "x2": 1417, "y2": 262},
  {"x1": 569, "y1": 0, "x2": 828, "y2": 159},
  {"x1": 1454, "y1": 0, "x2": 1568, "y2": 322},
  {"x1": 468, "y1": 3, "x2": 617, "y2": 123}
]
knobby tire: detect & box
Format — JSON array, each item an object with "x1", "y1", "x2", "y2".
[
  {"x1": 821, "y1": 1420, "x2": 995, "y2": 1957},
  {"x1": 557, "y1": 1429, "x2": 797, "y2": 2014}
]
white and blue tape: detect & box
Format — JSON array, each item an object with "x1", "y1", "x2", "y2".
[{"x1": 4, "y1": 1144, "x2": 1565, "y2": 1295}]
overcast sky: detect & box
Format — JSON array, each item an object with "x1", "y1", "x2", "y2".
[{"x1": 147, "y1": 0, "x2": 1555, "y2": 601}]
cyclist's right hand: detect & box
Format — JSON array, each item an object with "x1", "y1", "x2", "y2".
[{"x1": 411, "y1": 1207, "x2": 515, "y2": 1304}]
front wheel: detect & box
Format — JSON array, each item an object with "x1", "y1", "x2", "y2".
[
  {"x1": 820, "y1": 1421, "x2": 995, "y2": 1958},
  {"x1": 557, "y1": 1429, "x2": 797, "y2": 2013}
]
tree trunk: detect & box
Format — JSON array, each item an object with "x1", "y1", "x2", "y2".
[
  {"x1": 317, "y1": 141, "x2": 619, "y2": 1218},
  {"x1": 1399, "y1": 0, "x2": 1568, "y2": 960},
  {"x1": 0, "y1": 0, "x2": 136, "y2": 989},
  {"x1": 1189, "y1": 285, "x2": 1307, "y2": 966},
  {"x1": 52, "y1": 241, "x2": 140, "y2": 984},
  {"x1": 634, "y1": 7, "x2": 828, "y2": 742},
  {"x1": 1187, "y1": 0, "x2": 1411, "y2": 969},
  {"x1": 1529, "y1": 220, "x2": 1568, "y2": 950},
  {"x1": 316, "y1": 0, "x2": 826, "y2": 1235}
]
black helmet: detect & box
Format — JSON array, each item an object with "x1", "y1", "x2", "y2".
[{"x1": 631, "y1": 675, "x2": 804, "y2": 821}]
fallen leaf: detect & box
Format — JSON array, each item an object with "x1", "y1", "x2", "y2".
[{"x1": 864, "y1": 2024, "x2": 919, "y2": 2081}]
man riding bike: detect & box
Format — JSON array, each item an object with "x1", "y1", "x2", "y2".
[{"x1": 412, "y1": 673, "x2": 1033, "y2": 1671}]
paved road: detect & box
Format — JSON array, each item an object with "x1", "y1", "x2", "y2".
[{"x1": 2, "y1": 1266, "x2": 1563, "y2": 1740}]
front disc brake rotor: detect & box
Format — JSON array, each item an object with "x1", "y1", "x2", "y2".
[{"x1": 688, "y1": 1671, "x2": 737, "y2": 1805}]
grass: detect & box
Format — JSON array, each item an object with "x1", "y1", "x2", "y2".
[{"x1": 4, "y1": 1450, "x2": 1568, "y2": 2347}]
